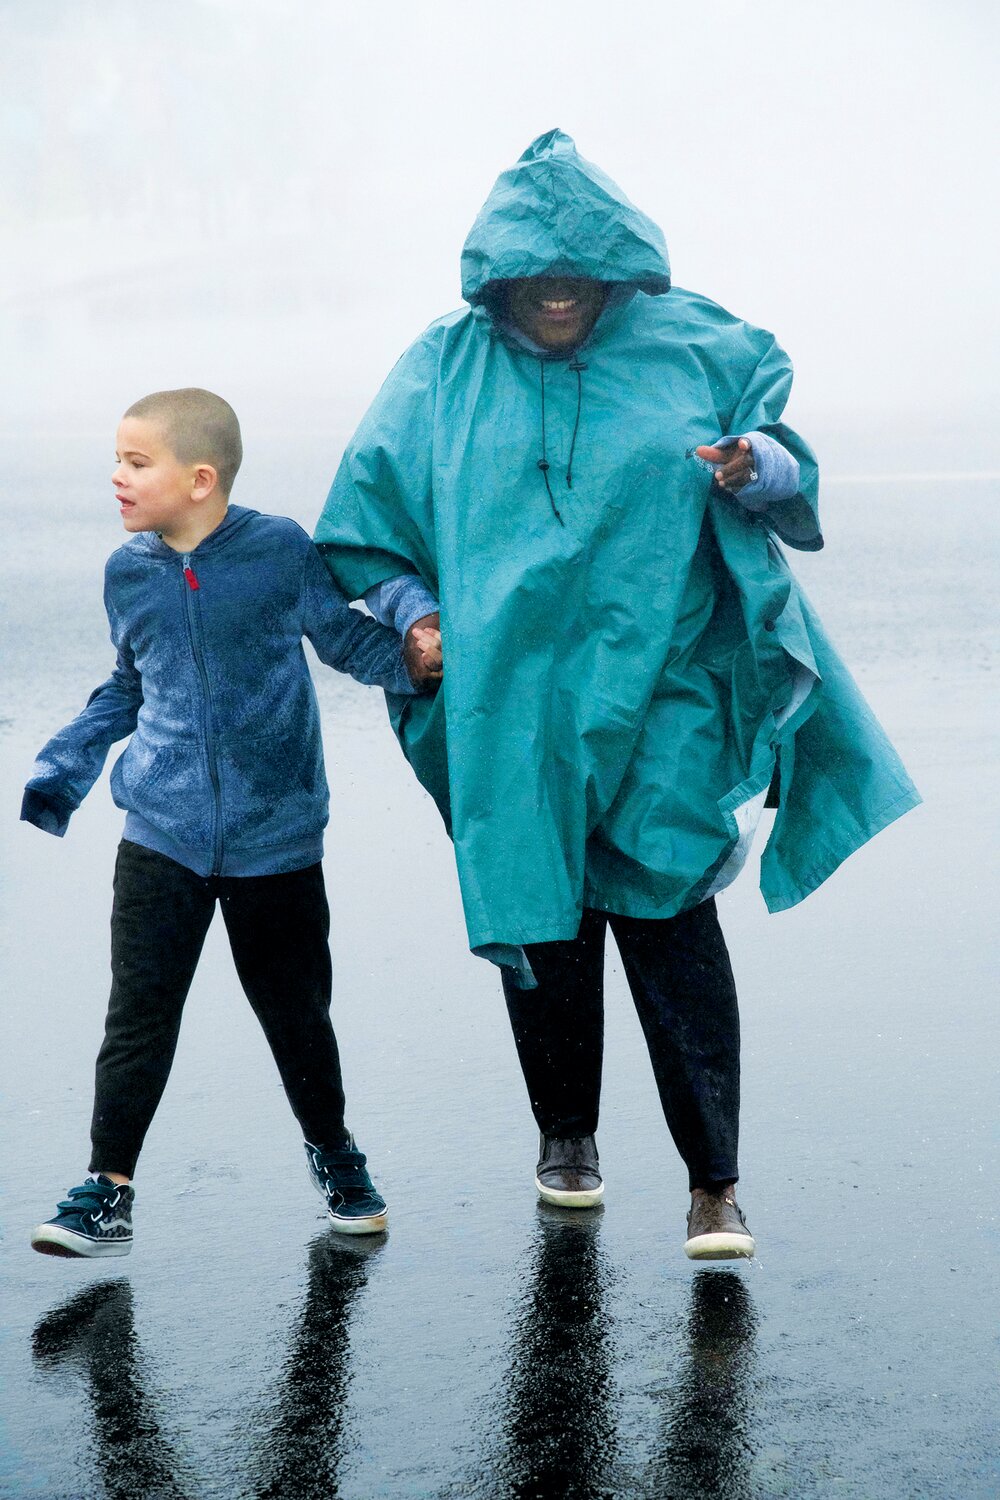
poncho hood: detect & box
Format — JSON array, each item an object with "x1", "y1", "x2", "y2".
[{"x1": 460, "y1": 129, "x2": 672, "y2": 307}]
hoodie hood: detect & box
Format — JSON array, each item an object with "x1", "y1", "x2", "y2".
[
  {"x1": 129, "y1": 503, "x2": 257, "y2": 560},
  {"x1": 461, "y1": 129, "x2": 671, "y2": 307}
]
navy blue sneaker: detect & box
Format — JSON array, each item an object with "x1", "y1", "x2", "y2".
[
  {"x1": 31, "y1": 1176, "x2": 134, "y2": 1258},
  {"x1": 304, "y1": 1137, "x2": 387, "y2": 1235}
]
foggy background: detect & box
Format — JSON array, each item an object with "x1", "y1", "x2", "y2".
[
  {"x1": 1, "y1": 0, "x2": 996, "y2": 476},
  {"x1": 2, "y1": 9, "x2": 998, "y2": 1496}
]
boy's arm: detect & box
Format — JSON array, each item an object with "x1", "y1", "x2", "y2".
[
  {"x1": 21, "y1": 642, "x2": 143, "y2": 836},
  {"x1": 301, "y1": 543, "x2": 421, "y2": 695}
]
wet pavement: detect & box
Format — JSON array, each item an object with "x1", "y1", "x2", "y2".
[{"x1": 1, "y1": 467, "x2": 998, "y2": 1497}]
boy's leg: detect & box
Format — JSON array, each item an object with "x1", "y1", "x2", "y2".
[
  {"x1": 217, "y1": 862, "x2": 347, "y2": 1148},
  {"x1": 500, "y1": 908, "x2": 608, "y2": 1139},
  {"x1": 608, "y1": 900, "x2": 741, "y2": 1191},
  {"x1": 90, "y1": 841, "x2": 217, "y2": 1178}
]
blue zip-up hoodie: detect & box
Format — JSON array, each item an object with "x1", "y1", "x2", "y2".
[{"x1": 20, "y1": 505, "x2": 417, "y2": 876}]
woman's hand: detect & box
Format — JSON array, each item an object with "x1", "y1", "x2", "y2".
[
  {"x1": 695, "y1": 436, "x2": 757, "y2": 494},
  {"x1": 404, "y1": 613, "x2": 443, "y2": 686}
]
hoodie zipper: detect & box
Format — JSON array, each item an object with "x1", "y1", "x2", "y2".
[{"x1": 182, "y1": 552, "x2": 225, "y2": 875}]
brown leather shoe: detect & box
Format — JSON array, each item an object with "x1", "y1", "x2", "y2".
[
  {"x1": 684, "y1": 1190, "x2": 755, "y2": 1260},
  {"x1": 534, "y1": 1133, "x2": 605, "y2": 1208}
]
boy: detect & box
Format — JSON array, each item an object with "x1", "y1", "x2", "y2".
[{"x1": 22, "y1": 388, "x2": 442, "y2": 1257}]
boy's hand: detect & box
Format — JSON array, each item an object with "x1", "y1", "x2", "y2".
[
  {"x1": 404, "y1": 613, "x2": 443, "y2": 687},
  {"x1": 695, "y1": 436, "x2": 756, "y2": 494}
]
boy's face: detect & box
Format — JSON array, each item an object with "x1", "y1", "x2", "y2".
[{"x1": 113, "y1": 417, "x2": 214, "y2": 536}]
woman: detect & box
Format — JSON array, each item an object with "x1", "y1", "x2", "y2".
[{"x1": 315, "y1": 130, "x2": 918, "y2": 1259}]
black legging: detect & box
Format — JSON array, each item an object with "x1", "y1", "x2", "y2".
[
  {"x1": 501, "y1": 901, "x2": 740, "y2": 1191},
  {"x1": 89, "y1": 840, "x2": 347, "y2": 1176}
]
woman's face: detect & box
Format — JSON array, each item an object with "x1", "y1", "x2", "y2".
[{"x1": 504, "y1": 276, "x2": 608, "y2": 352}]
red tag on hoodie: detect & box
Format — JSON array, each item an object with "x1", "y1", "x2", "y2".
[{"x1": 184, "y1": 567, "x2": 200, "y2": 591}]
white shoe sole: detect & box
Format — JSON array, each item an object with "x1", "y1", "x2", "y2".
[
  {"x1": 684, "y1": 1230, "x2": 755, "y2": 1261},
  {"x1": 535, "y1": 1176, "x2": 605, "y2": 1210},
  {"x1": 326, "y1": 1210, "x2": 387, "y2": 1235},
  {"x1": 31, "y1": 1224, "x2": 132, "y2": 1258}
]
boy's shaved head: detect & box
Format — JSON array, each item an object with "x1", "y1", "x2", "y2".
[{"x1": 124, "y1": 388, "x2": 242, "y2": 496}]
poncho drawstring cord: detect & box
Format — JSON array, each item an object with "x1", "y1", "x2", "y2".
[
  {"x1": 566, "y1": 358, "x2": 587, "y2": 487},
  {"x1": 537, "y1": 361, "x2": 560, "y2": 522},
  {"x1": 537, "y1": 358, "x2": 587, "y2": 524}
]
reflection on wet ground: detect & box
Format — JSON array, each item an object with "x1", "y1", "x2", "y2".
[
  {"x1": 485, "y1": 1207, "x2": 619, "y2": 1499},
  {"x1": 652, "y1": 1271, "x2": 758, "y2": 1500},
  {"x1": 481, "y1": 1208, "x2": 760, "y2": 1500},
  {"x1": 28, "y1": 1220, "x2": 767, "y2": 1500},
  {"x1": 32, "y1": 1280, "x2": 188, "y2": 1499},
  {"x1": 31, "y1": 1235, "x2": 385, "y2": 1500},
  {"x1": 246, "y1": 1235, "x2": 384, "y2": 1499}
]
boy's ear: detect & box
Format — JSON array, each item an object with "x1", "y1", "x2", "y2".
[{"x1": 191, "y1": 463, "x2": 220, "y2": 501}]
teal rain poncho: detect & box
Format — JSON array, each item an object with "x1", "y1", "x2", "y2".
[{"x1": 316, "y1": 130, "x2": 919, "y2": 973}]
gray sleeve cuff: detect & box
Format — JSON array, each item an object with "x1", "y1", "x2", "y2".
[
  {"x1": 364, "y1": 575, "x2": 439, "y2": 636},
  {"x1": 712, "y1": 430, "x2": 801, "y2": 507}
]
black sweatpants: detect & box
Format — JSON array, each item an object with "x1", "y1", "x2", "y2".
[
  {"x1": 501, "y1": 901, "x2": 740, "y2": 1191},
  {"x1": 89, "y1": 840, "x2": 348, "y2": 1177}
]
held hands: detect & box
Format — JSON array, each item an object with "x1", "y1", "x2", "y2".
[
  {"x1": 403, "y1": 612, "x2": 443, "y2": 687},
  {"x1": 695, "y1": 436, "x2": 756, "y2": 495}
]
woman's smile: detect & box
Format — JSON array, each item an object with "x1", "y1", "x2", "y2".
[{"x1": 505, "y1": 276, "x2": 608, "y2": 350}]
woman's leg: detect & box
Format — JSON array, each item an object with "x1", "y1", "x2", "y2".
[
  {"x1": 500, "y1": 909, "x2": 608, "y2": 1137},
  {"x1": 90, "y1": 842, "x2": 216, "y2": 1178},
  {"x1": 608, "y1": 899, "x2": 740, "y2": 1191},
  {"x1": 219, "y1": 862, "x2": 348, "y2": 1150}
]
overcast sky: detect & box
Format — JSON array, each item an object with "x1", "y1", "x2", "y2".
[{"x1": 1, "y1": 0, "x2": 996, "y2": 470}]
